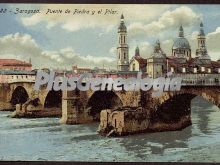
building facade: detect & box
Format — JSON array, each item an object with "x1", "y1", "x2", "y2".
[
  {"x1": 129, "y1": 46, "x2": 147, "y2": 72},
  {"x1": 147, "y1": 40, "x2": 166, "y2": 78},
  {"x1": 0, "y1": 70, "x2": 36, "y2": 83}
]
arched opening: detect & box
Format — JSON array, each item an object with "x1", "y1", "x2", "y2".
[
  {"x1": 154, "y1": 93, "x2": 219, "y2": 125},
  {"x1": 153, "y1": 93, "x2": 196, "y2": 124},
  {"x1": 44, "y1": 90, "x2": 62, "y2": 109},
  {"x1": 86, "y1": 91, "x2": 123, "y2": 121},
  {"x1": 10, "y1": 86, "x2": 29, "y2": 106}
]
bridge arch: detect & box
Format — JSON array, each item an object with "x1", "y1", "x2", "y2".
[
  {"x1": 44, "y1": 89, "x2": 62, "y2": 109},
  {"x1": 10, "y1": 86, "x2": 29, "y2": 106},
  {"x1": 154, "y1": 88, "x2": 220, "y2": 124},
  {"x1": 86, "y1": 91, "x2": 123, "y2": 121}
]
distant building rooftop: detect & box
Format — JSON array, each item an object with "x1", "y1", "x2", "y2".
[
  {"x1": 0, "y1": 59, "x2": 32, "y2": 67},
  {"x1": 0, "y1": 70, "x2": 36, "y2": 75}
]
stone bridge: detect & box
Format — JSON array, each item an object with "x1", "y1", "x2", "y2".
[
  {"x1": 59, "y1": 86, "x2": 220, "y2": 125},
  {"x1": 0, "y1": 81, "x2": 219, "y2": 134},
  {"x1": 0, "y1": 82, "x2": 62, "y2": 117}
]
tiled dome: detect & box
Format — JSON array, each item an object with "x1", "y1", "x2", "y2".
[{"x1": 173, "y1": 37, "x2": 190, "y2": 49}]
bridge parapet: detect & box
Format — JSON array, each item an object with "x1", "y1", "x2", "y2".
[
  {"x1": 170, "y1": 73, "x2": 220, "y2": 86},
  {"x1": 7, "y1": 79, "x2": 35, "y2": 83}
]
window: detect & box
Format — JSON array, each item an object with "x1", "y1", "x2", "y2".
[
  {"x1": 201, "y1": 67, "x2": 205, "y2": 72},
  {"x1": 208, "y1": 68, "x2": 211, "y2": 73},
  {"x1": 133, "y1": 63, "x2": 135, "y2": 71},
  {"x1": 182, "y1": 67, "x2": 186, "y2": 73},
  {"x1": 124, "y1": 53, "x2": 126, "y2": 59},
  {"x1": 194, "y1": 68, "x2": 197, "y2": 73},
  {"x1": 218, "y1": 68, "x2": 220, "y2": 73},
  {"x1": 171, "y1": 67, "x2": 174, "y2": 73},
  {"x1": 119, "y1": 53, "x2": 120, "y2": 59},
  {"x1": 124, "y1": 36, "x2": 125, "y2": 43}
]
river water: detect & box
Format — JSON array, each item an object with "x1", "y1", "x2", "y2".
[{"x1": 0, "y1": 96, "x2": 220, "y2": 162}]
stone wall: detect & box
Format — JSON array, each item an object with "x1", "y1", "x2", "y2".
[{"x1": 98, "y1": 108, "x2": 150, "y2": 136}]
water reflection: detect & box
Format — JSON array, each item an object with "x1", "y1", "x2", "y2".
[
  {"x1": 118, "y1": 126, "x2": 192, "y2": 158},
  {"x1": 192, "y1": 96, "x2": 213, "y2": 135}
]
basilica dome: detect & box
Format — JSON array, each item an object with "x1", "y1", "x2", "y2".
[
  {"x1": 172, "y1": 25, "x2": 191, "y2": 50},
  {"x1": 198, "y1": 54, "x2": 211, "y2": 60},
  {"x1": 173, "y1": 37, "x2": 190, "y2": 49}
]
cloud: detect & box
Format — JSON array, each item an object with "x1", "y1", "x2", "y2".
[
  {"x1": 109, "y1": 46, "x2": 117, "y2": 55},
  {"x1": 207, "y1": 27, "x2": 220, "y2": 52},
  {"x1": 41, "y1": 48, "x2": 116, "y2": 69},
  {"x1": 0, "y1": 33, "x2": 116, "y2": 69},
  {"x1": 129, "y1": 41, "x2": 153, "y2": 59},
  {"x1": 206, "y1": 27, "x2": 220, "y2": 60},
  {"x1": 138, "y1": 42, "x2": 153, "y2": 58},
  {"x1": 19, "y1": 4, "x2": 170, "y2": 32},
  {"x1": 128, "y1": 6, "x2": 201, "y2": 37}
]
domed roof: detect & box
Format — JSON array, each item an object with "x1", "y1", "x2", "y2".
[
  {"x1": 150, "y1": 40, "x2": 166, "y2": 59},
  {"x1": 198, "y1": 54, "x2": 211, "y2": 60},
  {"x1": 173, "y1": 37, "x2": 190, "y2": 49},
  {"x1": 173, "y1": 25, "x2": 191, "y2": 49}
]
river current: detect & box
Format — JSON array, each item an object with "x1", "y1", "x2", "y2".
[{"x1": 0, "y1": 96, "x2": 220, "y2": 162}]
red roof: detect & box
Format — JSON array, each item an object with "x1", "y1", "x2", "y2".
[
  {"x1": 211, "y1": 61, "x2": 220, "y2": 68},
  {"x1": 0, "y1": 59, "x2": 31, "y2": 66},
  {"x1": 134, "y1": 56, "x2": 147, "y2": 65}
]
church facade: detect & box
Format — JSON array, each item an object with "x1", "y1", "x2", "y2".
[{"x1": 116, "y1": 15, "x2": 220, "y2": 78}]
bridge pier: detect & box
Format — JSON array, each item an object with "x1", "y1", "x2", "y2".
[
  {"x1": 59, "y1": 90, "x2": 80, "y2": 124},
  {"x1": 59, "y1": 90, "x2": 93, "y2": 124}
]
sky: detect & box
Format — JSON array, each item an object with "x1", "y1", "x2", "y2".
[{"x1": 0, "y1": 4, "x2": 220, "y2": 69}]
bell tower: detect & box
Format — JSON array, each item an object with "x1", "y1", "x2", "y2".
[
  {"x1": 117, "y1": 14, "x2": 129, "y2": 71},
  {"x1": 196, "y1": 22, "x2": 208, "y2": 56}
]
